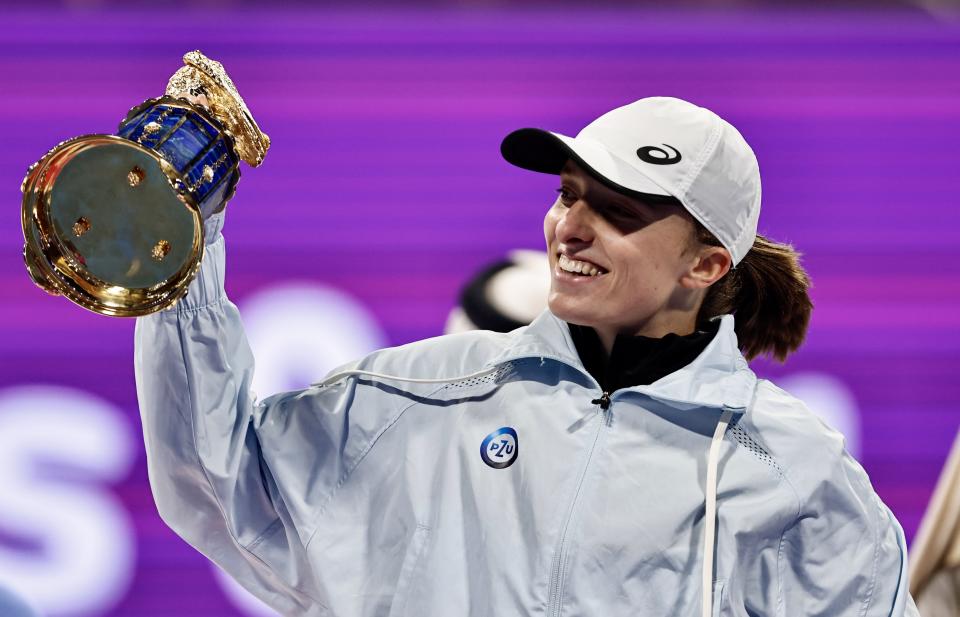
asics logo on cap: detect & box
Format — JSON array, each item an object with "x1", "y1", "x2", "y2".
[{"x1": 636, "y1": 144, "x2": 682, "y2": 165}]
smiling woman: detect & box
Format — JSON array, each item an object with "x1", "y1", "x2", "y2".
[
  {"x1": 542, "y1": 158, "x2": 812, "y2": 362},
  {"x1": 135, "y1": 96, "x2": 920, "y2": 617},
  {"x1": 544, "y1": 159, "x2": 732, "y2": 352}
]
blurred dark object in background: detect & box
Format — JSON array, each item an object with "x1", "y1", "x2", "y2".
[{"x1": 445, "y1": 250, "x2": 549, "y2": 334}]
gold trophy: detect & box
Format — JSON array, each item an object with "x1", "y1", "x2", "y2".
[{"x1": 20, "y1": 51, "x2": 269, "y2": 317}]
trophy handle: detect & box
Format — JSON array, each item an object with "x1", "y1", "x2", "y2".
[{"x1": 166, "y1": 51, "x2": 270, "y2": 167}]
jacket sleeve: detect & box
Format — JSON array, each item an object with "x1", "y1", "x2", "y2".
[
  {"x1": 134, "y1": 217, "x2": 328, "y2": 615},
  {"x1": 779, "y1": 447, "x2": 920, "y2": 617}
]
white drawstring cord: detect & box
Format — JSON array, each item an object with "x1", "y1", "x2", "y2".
[
  {"x1": 310, "y1": 364, "x2": 503, "y2": 389},
  {"x1": 702, "y1": 408, "x2": 733, "y2": 617}
]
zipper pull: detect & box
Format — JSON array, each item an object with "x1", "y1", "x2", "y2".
[{"x1": 591, "y1": 391, "x2": 611, "y2": 410}]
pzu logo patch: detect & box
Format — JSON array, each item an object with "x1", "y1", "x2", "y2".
[
  {"x1": 637, "y1": 144, "x2": 682, "y2": 165},
  {"x1": 481, "y1": 427, "x2": 518, "y2": 469}
]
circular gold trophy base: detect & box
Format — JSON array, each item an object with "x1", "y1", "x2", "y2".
[{"x1": 22, "y1": 135, "x2": 203, "y2": 317}]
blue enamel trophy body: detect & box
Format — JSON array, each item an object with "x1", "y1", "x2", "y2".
[{"x1": 21, "y1": 51, "x2": 269, "y2": 316}]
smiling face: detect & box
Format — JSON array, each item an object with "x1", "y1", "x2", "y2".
[{"x1": 544, "y1": 160, "x2": 731, "y2": 352}]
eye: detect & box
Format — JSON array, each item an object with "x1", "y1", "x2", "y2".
[
  {"x1": 556, "y1": 187, "x2": 576, "y2": 206},
  {"x1": 605, "y1": 204, "x2": 634, "y2": 218},
  {"x1": 603, "y1": 203, "x2": 650, "y2": 233}
]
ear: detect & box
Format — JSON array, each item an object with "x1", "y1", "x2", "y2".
[{"x1": 680, "y1": 245, "x2": 732, "y2": 289}]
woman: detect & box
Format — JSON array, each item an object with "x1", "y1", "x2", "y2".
[{"x1": 135, "y1": 97, "x2": 918, "y2": 616}]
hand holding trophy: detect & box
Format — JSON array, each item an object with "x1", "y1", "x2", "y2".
[{"x1": 20, "y1": 51, "x2": 269, "y2": 316}]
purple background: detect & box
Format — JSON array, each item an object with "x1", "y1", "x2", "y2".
[{"x1": 2, "y1": 4, "x2": 959, "y2": 615}]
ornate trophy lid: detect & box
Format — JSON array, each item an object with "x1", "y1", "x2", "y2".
[{"x1": 165, "y1": 50, "x2": 270, "y2": 167}]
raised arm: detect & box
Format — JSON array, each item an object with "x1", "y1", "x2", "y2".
[{"x1": 134, "y1": 216, "x2": 325, "y2": 614}]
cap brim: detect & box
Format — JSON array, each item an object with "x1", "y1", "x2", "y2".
[{"x1": 500, "y1": 128, "x2": 672, "y2": 199}]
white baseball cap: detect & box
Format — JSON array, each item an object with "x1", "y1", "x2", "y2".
[{"x1": 500, "y1": 96, "x2": 761, "y2": 266}]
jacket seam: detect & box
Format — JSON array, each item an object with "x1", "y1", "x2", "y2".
[
  {"x1": 773, "y1": 446, "x2": 803, "y2": 617},
  {"x1": 774, "y1": 476, "x2": 801, "y2": 617},
  {"x1": 859, "y1": 495, "x2": 883, "y2": 617},
  {"x1": 882, "y1": 508, "x2": 907, "y2": 617},
  {"x1": 176, "y1": 312, "x2": 325, "y2": 608},
  {"x1": 761, "y1": 392, "x2": 801, "y2": 617},
  {"x1": 302, "y1": 381, "x2": 451, "y2": 552},
  {"x1": 173, "y1": 294, "x2": 227, "y2": 315},
  {"x1": 776, "y1": 529, "x2": 786, "y2": 617},
  {"x1": 732, "y1": 381, "x2": 802, "y2": 617},
  {"x1": 247, "y1": 517, "x2": 283, "y2": 552}
]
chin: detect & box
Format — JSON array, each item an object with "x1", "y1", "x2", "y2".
[{"x1": 547, "y1": 294, "x2": 603, "y2": 328}]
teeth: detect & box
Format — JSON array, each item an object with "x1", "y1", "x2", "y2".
[{"x1": 559, "y1": 254, "x2": 603, "y2": 277}]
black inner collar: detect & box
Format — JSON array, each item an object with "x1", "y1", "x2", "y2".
[{"x1": 568, "y1": 319, "x2": 721, "y2": 392}]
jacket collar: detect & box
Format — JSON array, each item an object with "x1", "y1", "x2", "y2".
[{"x1": 491, "y1": 310, "x2": 757, "y2": 411}]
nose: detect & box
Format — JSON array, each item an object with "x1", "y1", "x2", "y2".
[{"x1": 555, "y1": 200, "x2": 597, "y2": 247}]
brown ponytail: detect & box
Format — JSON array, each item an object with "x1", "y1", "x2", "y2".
[{"x1": 694, "y1": 224, "x2": 813, "y2": 362}]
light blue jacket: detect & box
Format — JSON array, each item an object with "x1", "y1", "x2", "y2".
[
  {"x1": 0, "y1": 585, "x2": 37, "y2": 617},
  {"x1": 135, "y1": 231, "x2": 919, "y2": 617}
]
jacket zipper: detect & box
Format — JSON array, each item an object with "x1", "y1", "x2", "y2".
[
  {"x1": 546, "y1": 390, "x2": 611, "y2": 617},
  {"x1": 591, "y1": 391, "x2": 611, "y2": 411}
]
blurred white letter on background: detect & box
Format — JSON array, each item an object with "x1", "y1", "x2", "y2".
[{"x1": 0, "y1": 386, "x2": 135, "y2": 616}]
